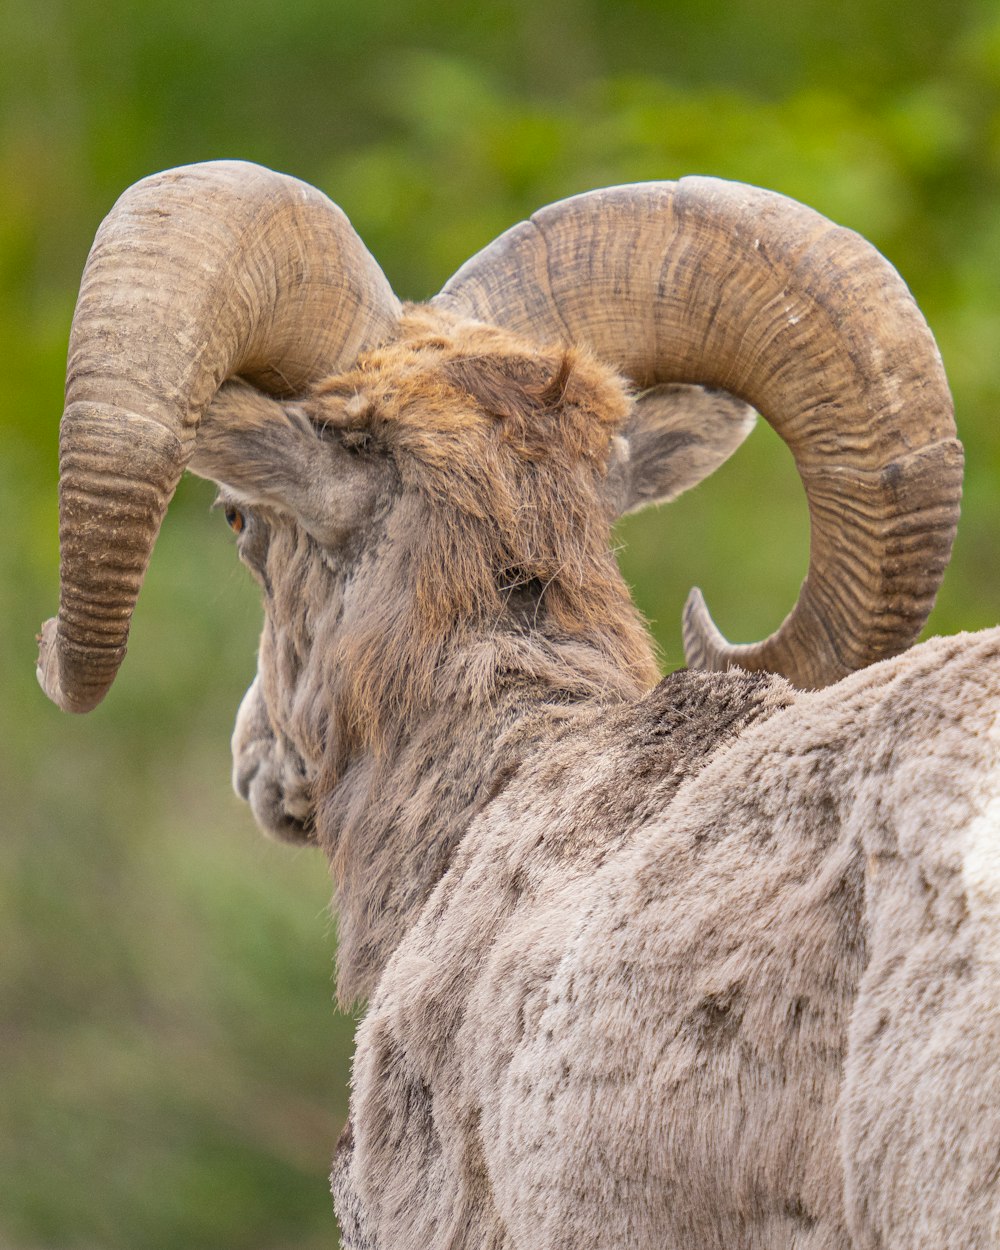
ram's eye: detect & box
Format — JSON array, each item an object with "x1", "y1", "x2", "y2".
[{"x1": 224, "y1": 506, "x2": 245, "y2": 534}]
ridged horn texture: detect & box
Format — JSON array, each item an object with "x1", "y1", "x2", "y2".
[
  {"x1": 39, "y1": 160, "x2": 401, "y2": 713},
  {"x1": 435, "y1": 178, "x2": 963, "y2": 689}
]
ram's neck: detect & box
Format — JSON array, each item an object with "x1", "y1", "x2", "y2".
[{"x1": 318, "y1": 634, "x2": 650, "y2": 1006}]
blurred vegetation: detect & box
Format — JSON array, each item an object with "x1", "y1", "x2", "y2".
[{"x1": 2, "y1": 0, "x2": 999, "y2": 1245}]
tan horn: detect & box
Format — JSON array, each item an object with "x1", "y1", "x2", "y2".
[
  {"x1": 38, "y1": 160, "x2": 400, "y2": 712},
  {"x1": 435, "y1": 178, "x2": 962, "y2": 689}
]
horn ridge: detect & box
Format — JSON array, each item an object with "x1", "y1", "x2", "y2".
[
  {"x1": 437, "y1": 178, "x2": 961, "y2": 688},
  {"x1": 40, "y1": 160, "x2": 400, "y2": 711}
]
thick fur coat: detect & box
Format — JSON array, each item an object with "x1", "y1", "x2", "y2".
[{"x1": 334, "y1": 631, "x2": 1000, "y2": 1250}]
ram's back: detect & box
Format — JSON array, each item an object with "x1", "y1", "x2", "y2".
[{"x1": 343, "y1": 629, "x2": 1000, "y2": 1250}]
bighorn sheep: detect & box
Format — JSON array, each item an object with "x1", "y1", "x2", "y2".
[{"x1": 38, "y1": 161, "x2": 998, "y2": 1248}]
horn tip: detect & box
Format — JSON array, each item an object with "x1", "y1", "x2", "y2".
[
  {"x1": 682, "y1": 587, "x2": 730, "y2": 672},
  {"x1": 36, "y1": 617, "x2": 106, "y2": 714}
]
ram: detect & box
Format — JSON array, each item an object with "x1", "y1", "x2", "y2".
[{"x1": 38, "y1": 162, "x2": 997, "y2": 1248}]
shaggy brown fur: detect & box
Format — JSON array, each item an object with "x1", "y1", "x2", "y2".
[
  {"x1": 312, "y1": 310, "x2": 660, "y2": 765},
  {"x1": 197, "y1": 309, "x2": 682, "y2": 1001}
]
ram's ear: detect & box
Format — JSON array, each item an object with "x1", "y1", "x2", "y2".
[
  {"x1": 188, "y1": 380, "x2": 311, "y2": 495},
  {"x1": 188, "y1": 380, "x2": 395, "y2": 545},
  {"x1": 606, "y1": 385, "x2": 756, "y2": 517}
]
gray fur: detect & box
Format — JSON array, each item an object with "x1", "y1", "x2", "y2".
[
  {"x1": 338, "y1": 633, "x2": 1000, "y2": 1249},
  {"x1": 188, "y1": 312, "x2": 998, "y2": 1248}
]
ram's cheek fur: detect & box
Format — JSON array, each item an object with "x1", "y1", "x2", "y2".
[
  {"x1": 40, "y1": 163, "x2": 988, "y2": 1249},
  {"x1": 230, "y1": 676, "x2": 314, "y2": 845}
]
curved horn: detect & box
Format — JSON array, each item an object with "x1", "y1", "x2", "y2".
[
  {"x1": 434, "y1": 179, "x2": 962, "y2": 689},
  {"x1": 38, "y1": 160, "x2": 401, "y2": 712}
]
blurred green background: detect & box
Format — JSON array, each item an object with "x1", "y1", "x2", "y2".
[{"x1": 3, "y1": 0, "x2": 999, "y2": 1245}]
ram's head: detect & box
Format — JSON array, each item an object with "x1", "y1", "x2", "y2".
[{"x1": 37, "y1": 163, "x2": 962, "y2": 842}]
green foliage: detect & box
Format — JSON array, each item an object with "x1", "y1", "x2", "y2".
[{"x1": 2, "y1": 0, "x2": 999, "y2": 1245}]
